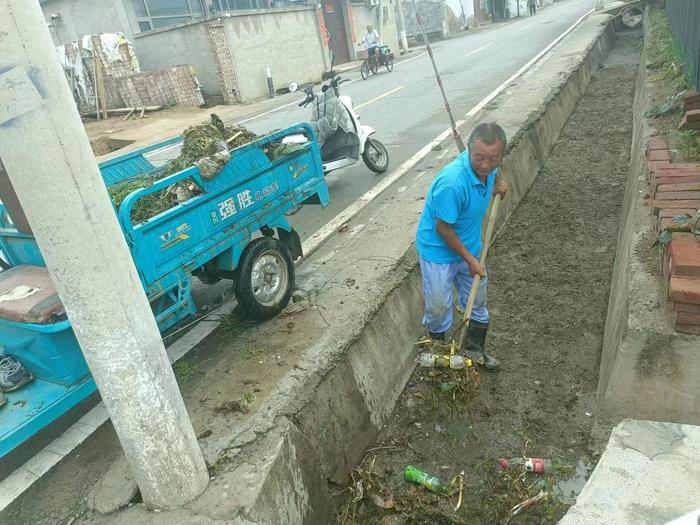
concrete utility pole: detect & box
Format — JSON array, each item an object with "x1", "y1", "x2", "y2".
[
  {"x1": 378, "y1": 0, "x2": 385, "y2": 48},
  {"x1": 396, "y1": 0, "x2": 409, "y2": 52},
  {"x1": 0, "y1": 0, "x2": 208, "y2": 510}
]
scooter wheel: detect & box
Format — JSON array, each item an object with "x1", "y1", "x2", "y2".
[
  {"x1": 362, "y1": 138, "x2": 389, "y2": 173},
  {"x1": 361, "y1": 61, "x2": 370, "y2": 80},
  {"x1": 235, "y1": 237, "x2": 294, "y2": 320}
]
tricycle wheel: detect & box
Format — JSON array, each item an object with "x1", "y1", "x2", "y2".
[
  {"x1": 362, "y1": 138, "x2": 389, "y2": 173},
  {"x1": 361, "y1": 61, "x2": 370, "y2": 80},
  {"x1": 386, "y1": 57, "x2": 394, "y2": 72},
  {"x1": 370, "y1": 57, "x2": 379, "y2": 75},
  {"x1": 235, "y1": 237, "x2": 294, "y2": 320}
]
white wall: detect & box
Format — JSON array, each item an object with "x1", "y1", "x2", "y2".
[
  {"x1": 224, "y1": 8, "x2": 326, "y2": 101},
  {"x1": 350, "y1": 1, "x2": 400, "y2": 59},
  {"x1": 506, "y1": 0, "x2": 527, "y2": 17},
  {"x1": 133, "y1": 21, "x2": 221, "y2": 96},
  {"x1": 445, "y1": 0, "x2": 474, "y2": 24},
  {"x1": 41, "y1": 0, "x2": 137, "y2": 44}
]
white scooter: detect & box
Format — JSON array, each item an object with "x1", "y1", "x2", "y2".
[{"x1": 287, "y1": 76, "x2": 389, "y2": 175}]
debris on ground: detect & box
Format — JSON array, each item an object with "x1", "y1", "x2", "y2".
[
  {"x1": 212, "y1": 399, "x2": 249, "y2": 415},
  {"x1": 502, "y1": 490, "x2": 548, "y2": 525}
]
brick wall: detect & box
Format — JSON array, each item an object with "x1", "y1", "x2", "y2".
[
  {"x1": 108, "y1": 65, "x2": 204, "y2": 108},
  {"x1": 206, "y1": 21, "x2": 241, "y2": 105}
]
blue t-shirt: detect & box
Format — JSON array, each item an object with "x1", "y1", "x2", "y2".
[{"x1": 416, "y1": 151, "x2": 496, "y2": 263}]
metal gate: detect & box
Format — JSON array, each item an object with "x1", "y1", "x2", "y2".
[{"x1": 666, "y1": 0, "x2": 700, "y2": 90}]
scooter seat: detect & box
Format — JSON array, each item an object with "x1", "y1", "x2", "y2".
[{"x1": 0, "y1": 265, "x2": 65, "y2": 324}]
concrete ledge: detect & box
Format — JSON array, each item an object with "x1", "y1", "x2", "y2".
[
  {"x1": 596, "y1": 9, "x2": 700, "y2": 425},
  {"x1": 559, "y1": 419, "x2": 700, "y2": 525}
]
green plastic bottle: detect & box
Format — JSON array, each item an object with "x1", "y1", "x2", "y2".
[{"x1": 403, "y1": 465, "x2": 449, "y2": 494}]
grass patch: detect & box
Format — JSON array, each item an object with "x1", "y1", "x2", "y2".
[
  {"x1": 647, "y1": 7, "x2": 693, "y2": 93},
  {"x1": 173, "y1": 360, "x2": 200, "y2": 383}
]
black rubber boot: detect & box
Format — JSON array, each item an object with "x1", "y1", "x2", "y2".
[
  {"x1": 462, "y1": 320, "x2": 500, "y2": 372},
  {"x1": 428, "y1": 330, "x2": 446, "y2": 341}
]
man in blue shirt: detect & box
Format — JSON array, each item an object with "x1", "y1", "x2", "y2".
[{"x1": 416, "y1": 123, "x2": 508, "y2": 371}]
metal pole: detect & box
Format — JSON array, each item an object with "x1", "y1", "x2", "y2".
[
  {"x1": 411, "y1": 0, "x2": 465, "y2": 152},
  {"x1": 0, "y1": 0, "x2": 208, "y2": 509}
]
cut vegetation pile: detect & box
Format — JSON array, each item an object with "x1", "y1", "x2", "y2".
[{"x1": 107, "y1": 114, "x2": 303, "y2": 224}]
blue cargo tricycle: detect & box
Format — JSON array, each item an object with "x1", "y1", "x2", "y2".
[{"x1": 0, "y1": 123, "x2": 328, "y2": 457}]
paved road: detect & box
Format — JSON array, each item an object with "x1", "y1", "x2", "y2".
[
  {"x1": 185, "y1": 0, "x2": 594, "y2": 308},
  {"x1": 240, "y1": 0, "x2": 595, "y2": 241}
]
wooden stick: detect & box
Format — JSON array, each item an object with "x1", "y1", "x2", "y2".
[
  {"x1": 456, "y1": 188, "x2": 502, "y2": 349},
  {"x1": 121, "y1": 107, "x2": 136, "y2": 121}
]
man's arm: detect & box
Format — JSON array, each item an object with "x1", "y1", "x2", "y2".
[{"x1": 436, "y1": 220, "x2": 485, "y2": 277}]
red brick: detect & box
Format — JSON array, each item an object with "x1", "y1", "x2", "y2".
[
  {"x1": 648, "y1": 137, "x2": 669, "y2": 151},
  {"x1": 649, "y1": 149, "x2": 671, "y2": 161},
  {"x1": 658, "y1": 208, "x2": 698, "y2": 218},
  {"x1": 652, "y1": 163, "x2": 700, "y2": 172},
  {"x1": 657, "y1": 182, "x2": 700, "y2": 192},
  {"x1": 685, "y1": 90, "x2": 700, "y2": 104},
  {"x1": 669, "y1": 238, "x2": 700, "y2": 277},
  {"x1": 669, "y1": 276, "x2": 700, "y2": 304},
  {"x1": 655, "y1": 191, "x2": 700, "y2": 200},
  {"x1": 659, "y1": 218, "x2": 695, "y2": 233},
  {"x1": 673, "y1": 302, "x2": 700, "y2": 313},
  {"x1": 686, "y1": 109, "x2": 700, "y2": 122},
  {"x1": 654, "y1": 176, "x2": 700, "y2": 189},
  {"x1": 653, "y1": 200, "x2": 700, "y2": 214},
  {"x1": 685, "y1": 101, "x2": 700, "y2": 112},
  {"x1": 675, "y1": 323, "x2": 700, "y2": 335},
  {"x1": 679, "y1": 116, "x2": 700, "y2": 131},
  {"x1": 675, "y1": 311, "x2": 700, "y2": 325}
]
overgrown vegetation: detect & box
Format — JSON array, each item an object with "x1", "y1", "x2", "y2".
[
  {"x1": 647, "y1": 8, "x2": 693, "y2": 92},
  {"x1": 678, "y1": 129, "x2": 700, "y2": 160},
  {"x1": 173, "y1": 360, "x2": 200, "y2": 383}
]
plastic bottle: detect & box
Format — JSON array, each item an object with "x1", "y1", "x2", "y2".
[
  {"x1": 418, "y1": 353, "x2": 468, "y2": 369},
  {"x1": 498, "y1": 457, "x2": 552, "y2": 475},
  {"x1": 403, "y1": 465, "x2": 449, "y2": 493}
]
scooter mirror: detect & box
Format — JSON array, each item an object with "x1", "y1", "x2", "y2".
[{"x1": 288, "y1": 82, "x2": 298, "y2": 93}]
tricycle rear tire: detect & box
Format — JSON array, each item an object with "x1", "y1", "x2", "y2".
[{"x1": 235, "y1": 237, "x2": 294, "y2": 320}]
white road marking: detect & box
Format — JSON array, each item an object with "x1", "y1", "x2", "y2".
[
  {"x1": 355, "y1": 86, "x2": 405, "y2": 111},
  {"x1": 239, "y1": 52, "x2": 427, "y2": 125},
  {"x1": 465, "y1": 42, "x2": 494, "y2": 57}
]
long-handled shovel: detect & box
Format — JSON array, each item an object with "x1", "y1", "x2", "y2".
[{"x1": 455, "y1": 192, "x2": 502, "y2": 356}]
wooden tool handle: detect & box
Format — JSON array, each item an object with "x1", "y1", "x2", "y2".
[{"x1": 456, "y1": 191, "x2": 502, "y2": 347}]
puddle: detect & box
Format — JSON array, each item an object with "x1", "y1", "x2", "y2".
[{"x1": 555, "y1": 458, "x2": 593, "y2": 505}]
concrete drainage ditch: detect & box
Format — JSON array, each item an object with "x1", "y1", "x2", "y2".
[{"x1": 329, "y1": 29, "x2": 642, "y2": 525}]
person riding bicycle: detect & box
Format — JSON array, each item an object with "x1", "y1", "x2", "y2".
[{"x1": 362, "y1": 24, "x2": 381, "y2": 66}]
